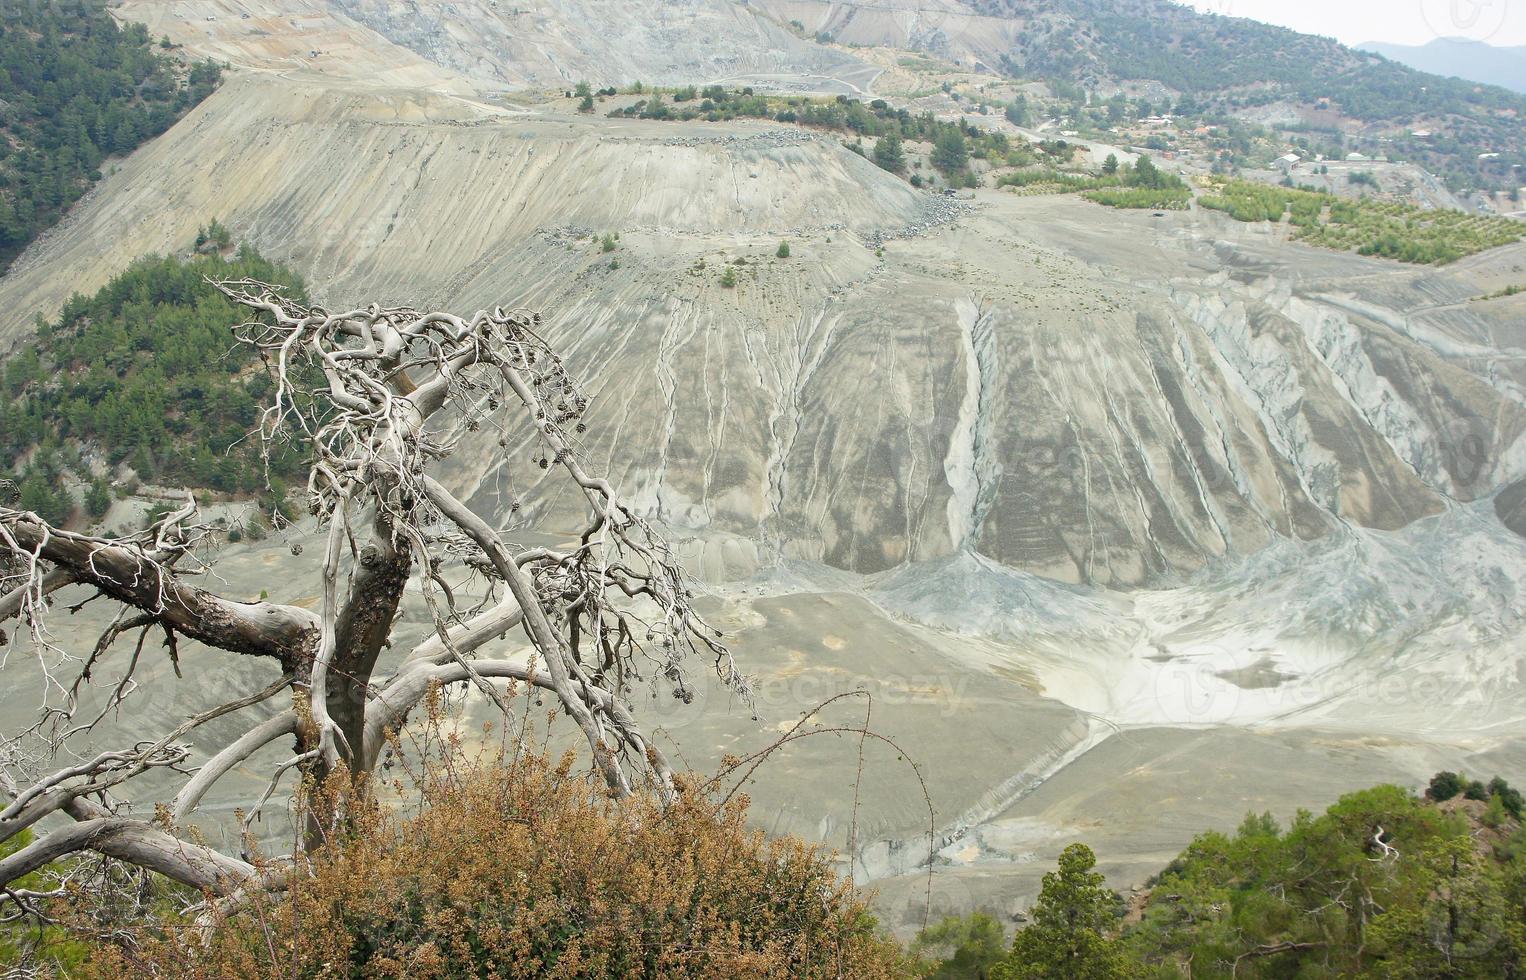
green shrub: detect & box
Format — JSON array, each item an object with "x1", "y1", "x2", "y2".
[
  {"x1": 1000, "y1": 157, "x2": 1188, "y2": 210},
  {"x1": 1200, "y1": 180, "x2": 1522, "y2": 264},
  {"x1": 932, "y1": 130, "x2": 969, "y2": 175},
  {"x1": 993, "y1": 844, "x2": 1132, "y2": 980},
  {"x1": 85, "y1": 478, "x2": 112, "y2": 518},
  {"x1": 0, "y1": 831, "x2": 90, "y2": 973},
  {"x1": 1428, "y1": 770, "x2": 1466, "y2": 801},
  {"x1": 1489, "y1": 777, "x2": 1525, "y2": 819},
  {"x1": 1082, "y1": 186, "x2": 1190, "y2": 209},
  {"x1": 1122, "y1": 784, "x2": 1522, "y2": 976},
  {"x1": 873, "y1": 133, "x2": 906, "y2": 174},
  {"x1": 912, "y1": 913, "x2": 1007, "y2": 979}
]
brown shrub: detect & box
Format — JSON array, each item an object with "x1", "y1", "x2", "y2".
[{"x1": 91, "y1": 747, "x2": 916, "y2": 979}]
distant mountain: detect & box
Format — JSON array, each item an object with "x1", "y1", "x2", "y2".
[{"x1": 1358, "y1": 38, "x2": 1526, "y2": 95}]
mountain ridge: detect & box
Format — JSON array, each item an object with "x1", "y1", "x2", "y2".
[{"x1": 1358, "y1": 37, "x2": 1526, "y2": 95}]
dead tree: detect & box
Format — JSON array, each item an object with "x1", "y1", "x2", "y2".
[{"x1": 0, "y1": 281, "x2": 746, "y2": 908}]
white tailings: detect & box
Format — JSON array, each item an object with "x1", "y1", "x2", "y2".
[{"x1": 945, "y1": 297, "x2": 1001, "y2": 550}]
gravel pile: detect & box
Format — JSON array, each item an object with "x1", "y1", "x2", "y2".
[
  {"x1": 866, "y1": 194, "x2": 971, "y2": 247},
  {"x1": 538, "y1": 225, "x2": 597, "y2": 247},
  {"x1": 646, "y1": 129, "x2": 816, "y2": 149}
]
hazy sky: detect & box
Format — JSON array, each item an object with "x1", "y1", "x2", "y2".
[{"x1": 1181, "y1": 0, "x2": 1526, "y2": 47}]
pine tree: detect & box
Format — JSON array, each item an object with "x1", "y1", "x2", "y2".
[
  {"x1": 993, "y1": 844, "x2": 1134, "y2": 980},
  {"x1": 873, "y1": 133, "x2": 906, "y2": 174},
  {"x1": 932, "y1": 130, "x2": 968, "y2": 176}
]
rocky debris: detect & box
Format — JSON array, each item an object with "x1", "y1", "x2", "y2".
[
  {"x1": 866, "y1": 193, "x2": 971, "y2": 248},
  {"x1": 538, "y1": 225, "x2": 597, "y2": 247},
  {"x1": 323, "y1": 0, "x2": 867, "y2": 90},
  {"x1": 604, "y1": 129, "x2": 819, "y2": 150}
]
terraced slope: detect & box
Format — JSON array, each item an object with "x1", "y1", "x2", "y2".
[
  {"x1": 6, "y1": 74, "x2": 1522, "y2": 593},
  {"x1": 117, "y1": 0, "x2": 875, "y2": 91}
]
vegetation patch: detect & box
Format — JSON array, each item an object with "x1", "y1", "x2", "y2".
[
  {"x1": 898, "y1": 56, "x2": 956, "y2": 73},
  {"x1": 998, "y1": 155, "x2": 1191, "y2": 210},
  {"x1": 918, "y1": 774, "x2": 1526, "y2": 978},
  {"x1": 0, "y1": 1, "x2": 223, "y2": 273},
  {"x1": 1200, "y1": 180, "x2": 1524, "y2": 263},
  {"x1": 81, "y1": 748, "x2": 916, "y2": 978},
  {"x1": 610, "y1": 86, "x2": 1009, "y2": 181},
  {"x1": 1476, "y1": 284, "x2": 1525, "y2": 302}
]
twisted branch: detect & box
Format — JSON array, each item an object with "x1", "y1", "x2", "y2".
[{"x1": 0, "y1": 280, "x2": 747, "y2": 920}]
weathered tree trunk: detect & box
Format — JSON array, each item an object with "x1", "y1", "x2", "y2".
[{"x1": 0, "y1": 283, "x2": 747, "y2": 911}]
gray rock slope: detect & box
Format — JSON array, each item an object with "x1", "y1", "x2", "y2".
[
  {"x1": 4, "y1": 75, "x2": 1523, "y2": 596},
  {"x1": 117, "y1": 0, "x2": 872, "y2": 91}
]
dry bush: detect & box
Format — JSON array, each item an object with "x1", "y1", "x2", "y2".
[{"x1": 85, "y1": 704, "x2": 917, "y2": 979}]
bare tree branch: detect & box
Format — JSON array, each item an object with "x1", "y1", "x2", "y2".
[
  {"x1": 0, "y1": 509, "x2": 320, "y2": 665},
  {"x1": 171, "y1": 712, "x2": 300, "y2": 825},
  {"x1": 2, "y1": 802, "x2": 255, "y2": 896},
  {"x1": 0, "y1": 281, "x2": 747, "y2": 919}
]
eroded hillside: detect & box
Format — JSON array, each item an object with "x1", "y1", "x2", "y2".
[
  {"x1": 4, "y1": 72, "x2": 1524, "y2": 592},
  {"x1": 117, "y1": 0, "x2": 876, "y2": 91}
]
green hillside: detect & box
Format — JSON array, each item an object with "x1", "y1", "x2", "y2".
[
  {"x1": 0, "y1": 243, "x2": 307, "y2": 523},
  {"x1": 0, "y1": 2, "x2": 222, "y2": 273}
]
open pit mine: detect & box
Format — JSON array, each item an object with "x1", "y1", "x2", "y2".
[{"x1": 2, "y1": 0, "x2": 1523, "y2": 936}]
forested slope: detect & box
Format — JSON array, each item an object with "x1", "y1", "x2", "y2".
[
  {"x1": 918, "y1": 775, "x2": 1526, "y2": 978},
  {"x1": 0, "y1": 244, "x2": 306, "y2": 522},
  {"x1": 0, "y1": 2, "x2": 221, "y2": 273}
]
